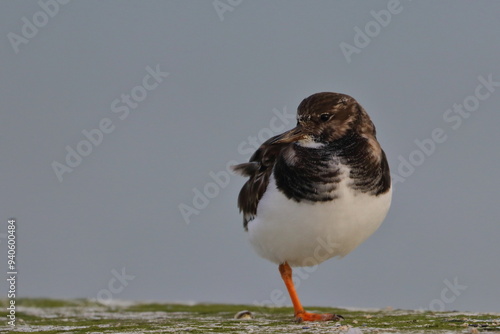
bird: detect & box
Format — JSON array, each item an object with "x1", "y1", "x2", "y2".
[{"x1": 232, "y1": 92, "x2": 392, "y2": 322}]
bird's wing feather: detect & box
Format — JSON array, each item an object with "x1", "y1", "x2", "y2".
[{"x1": 232, "y1": 133, "x2": 291, "y2": 230}]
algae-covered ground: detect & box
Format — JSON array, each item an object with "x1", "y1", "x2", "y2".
[{"x1": 0, "y1": 299, "x2": 499, "y2": 333}]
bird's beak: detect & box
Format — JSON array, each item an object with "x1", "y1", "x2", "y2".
[{"x1": 271, "y1": 126, "x2": 307, "y2": 144}]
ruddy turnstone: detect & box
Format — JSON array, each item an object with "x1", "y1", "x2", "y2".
[{"x1": 232, "y1": 92, "x2": 392, "y2": 322}]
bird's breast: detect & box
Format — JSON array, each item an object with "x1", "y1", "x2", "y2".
[
  {"x1": 247, "y1": 164, "x2": 392, "y2": 267},
  {"x1": 273, "y1": 146, "x2": 343, "y2": 202}
]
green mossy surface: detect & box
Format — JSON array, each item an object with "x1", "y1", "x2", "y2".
[{"x1": 0, "y1": 298, "x2": 499, "y2": 333}]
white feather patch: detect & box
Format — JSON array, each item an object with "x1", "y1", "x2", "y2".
[{"x1": 247, "y1": 165, "x2": 392, "y2": 267}]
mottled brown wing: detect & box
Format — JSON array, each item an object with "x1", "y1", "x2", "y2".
[{"x1": 232, "y1": 132, "x2": 292, "y2": 230}]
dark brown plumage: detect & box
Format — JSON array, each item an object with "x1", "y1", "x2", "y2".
[{"x1": 232, "y1": 92, "x2": 391, "y2": 230}]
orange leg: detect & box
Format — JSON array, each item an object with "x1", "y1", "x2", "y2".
[{"x1": 279, "y1": 262, "x2": 343, "y2": 322}]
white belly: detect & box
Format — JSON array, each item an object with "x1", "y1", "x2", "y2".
[{"x1": 247, "y1": 169, "x2": 392, "y2": 267}]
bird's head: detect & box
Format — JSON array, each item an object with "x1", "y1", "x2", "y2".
[{"x1": 272, "y1": 92, "x2": 375, "y2": 146}]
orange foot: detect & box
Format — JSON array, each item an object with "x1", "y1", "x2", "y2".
[{"x1": 295, "y1": 311, "x2": 344, "y2": 323}]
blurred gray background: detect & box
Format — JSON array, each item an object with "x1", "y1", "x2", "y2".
[{"x1": 1, "y1": 1, "x2": 499, "y2": 312}]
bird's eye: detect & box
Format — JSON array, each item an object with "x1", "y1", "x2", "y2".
[{"x1": 320, "y1": 114, "x2": 331, "y2": 122}]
